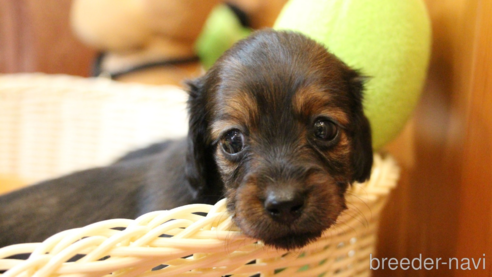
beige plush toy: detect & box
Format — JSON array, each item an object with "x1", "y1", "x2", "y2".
[
  {"x1": 228, "y1": 0, "x2": 288, "y2": 29},
  {"x1": 70, "y1": 0, "x2": 288, "y2": 86},
  {"x1": 71, "y1": 0, "x2": 220, "y2": 86}
]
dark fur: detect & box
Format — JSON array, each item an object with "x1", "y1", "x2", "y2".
[{"x1": 0, "y1": 30, "x2": 372, "y2": 249}]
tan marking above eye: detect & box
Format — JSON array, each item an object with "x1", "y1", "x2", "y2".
[
  {"x1": 210, "y1": 120, "x2": 240, "y2": 141},
  {"x1": 292, "y1": 87, "x2": 329, "y2": 114},
  {"x1": 292, "y1": 87, "x2": 349, "y2": 126},
  {"x1": 219, "y1": 91, "x2": 258, "y2": 125},
  {"x1": 316, "y1": 109, "x2": 349, "y2": 127}
]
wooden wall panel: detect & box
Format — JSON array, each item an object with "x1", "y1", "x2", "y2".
[
  {"x1": 455, "y1": 0, "x2": 492, "y2": 274},
  {"x1": 0, "y1": 0, "x2": 95, "y2": 75},
  {"x1": 376, "y1": 0, "x2": 491, "y2": 276}
]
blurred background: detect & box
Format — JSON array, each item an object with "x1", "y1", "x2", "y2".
[{"x1": 0, "y1": 1, "x2": 491, "y2": 276}]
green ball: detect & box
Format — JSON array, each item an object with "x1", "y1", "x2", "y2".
[{"x1": 274, "y1": 0, "x2": 431, "y2": 149}]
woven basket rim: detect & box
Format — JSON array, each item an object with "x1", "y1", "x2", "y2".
[
  {"x1": 0, "y1": 153, "x2": 399, "y2": 277},
  {"x1": 0, "y1": 74, "x2": 400, "y2": 276}
]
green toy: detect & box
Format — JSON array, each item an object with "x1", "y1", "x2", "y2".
[
  {"x1": 274, "y1": 0, "x2": 431, "y2": 149},
  {"x1": 196, "y1": 0, "x2": 431, "y2": 149},
  {"x1": 195, "y1": 5, "x2": 251, "y2": 69}
]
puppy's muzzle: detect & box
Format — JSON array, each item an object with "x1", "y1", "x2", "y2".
[
  {"x1": 264, "y1": 186, "x2": 305, "y2": 225},
  {"x1": 256, "y1": 160, "x2": 313, "y2": 225}
]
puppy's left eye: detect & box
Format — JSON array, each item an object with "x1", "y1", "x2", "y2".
[
  {"x1": 313, "y1": 118, "x2": 338, "y2": 141},
  {"x1": 220, "y1": 129, "x2": 244, "y2": 155}
]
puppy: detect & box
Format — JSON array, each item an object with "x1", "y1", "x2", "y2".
[{"x1": 0, "y1": 30, "x2": 372, "y2": 250}]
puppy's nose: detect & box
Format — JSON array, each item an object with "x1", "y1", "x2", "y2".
[{"x1": 264, "y1": 190, "x2": 304, "y2": 225}]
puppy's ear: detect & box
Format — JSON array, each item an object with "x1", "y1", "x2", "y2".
[
  {"x1": 185, "y1": 77, "x2": 219, "y2": 199},
  {"x1": 347, "y1": 72, "x2": 373, "y2": 183}
]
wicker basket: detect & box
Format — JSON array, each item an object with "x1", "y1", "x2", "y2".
[
  {"x1": 0, "y1": 74, "x2": 188, "y2": 183},
  {"x1": 0, "y1": 74, "x2": 399, "y2": 277}
]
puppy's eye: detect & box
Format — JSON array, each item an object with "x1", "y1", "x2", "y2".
[
  {"x1": 313, "y1": 119, "x2": 338, "y2": 141},
  {"x1": 220, "y1": 129, "x2": 244, "y2": 154}
]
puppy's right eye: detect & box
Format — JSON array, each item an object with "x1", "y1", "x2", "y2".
[
  {"x1": 313, "y1": 118, "x2": 339, "y2": 142},
  {"x1": 220, "y1": 129, "x2": 244, "y2": 155}
]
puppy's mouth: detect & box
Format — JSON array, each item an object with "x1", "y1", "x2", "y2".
[
  {"x1": 231, "y1": 212, "x2": 336, "y2": 250},
  {"x1": 225, "y1": 171, "x2": 347, "y2": 250},
  {"x1": 261, "y1": 229, "x2": 325, "y2": 250},
  {"x1": 229, "y1": 197, "x2": 342, "y2": 250}
]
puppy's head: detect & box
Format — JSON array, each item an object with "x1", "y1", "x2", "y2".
[{"x1": 186, "y1": 30, "x2": 373, "y2": 250}]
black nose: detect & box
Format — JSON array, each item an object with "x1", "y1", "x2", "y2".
[{"x1": 264, "y1": 191, "x2": 305, "y2": 225}]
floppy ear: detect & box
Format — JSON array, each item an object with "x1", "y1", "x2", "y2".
[
  {"x1": 185, "y1": 77, "x2": 222, "y2": 200},
  {"x1": 347, "y1": 72, "x2": 374, "y2": 183}
]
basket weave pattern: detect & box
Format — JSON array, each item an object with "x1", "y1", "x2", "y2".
[
  {"x1": 0, "y1": 154, "x2": 398, "y2": 277},
  {"x1": 0, "y1": 75, "x2": 399, "y2": 276},
  {"x1": 0, "y1": 74, "x2": 188, "y2": 183}
]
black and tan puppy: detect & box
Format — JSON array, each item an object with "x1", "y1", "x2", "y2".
[{"x1": 0, "y1": 30, "x2": 372, "y2": 249}]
